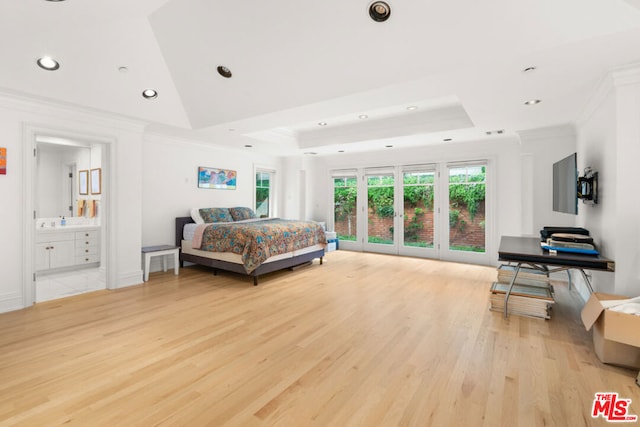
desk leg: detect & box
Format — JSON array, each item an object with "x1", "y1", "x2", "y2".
[
  {"x1": 578, "y1": 269, "x2": 594, "y2": 294},
  {"x1": 504, "y1": 263, "x2": 521, "y2": 319}
]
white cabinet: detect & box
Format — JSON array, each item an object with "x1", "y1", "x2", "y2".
[
  {"x1": 35, "y1": 232, "x2": 76, "y2": 271},
  {"x1": 74, "y1": 230, "x2": 100, "y2": 266},
  {"x1": 36, "y1": 227, "x2": 101, "y2": 272}
]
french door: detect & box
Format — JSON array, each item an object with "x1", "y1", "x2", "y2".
[{"x1": 331, "y1": 161, "x2": 489, "y2": 263}]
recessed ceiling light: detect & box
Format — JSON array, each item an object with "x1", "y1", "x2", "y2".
[
  {"x1": 304, "y1": 152, "x2": 318, "y2": 155},
  {"x1": 36, "y1": 56, "x2": 59, "y2": 71},
  {"x1": 406, "y1": 106, "x2": 418, "y2": 111},
  {"x1": 385, "y1": 145, "x2": 393, "y2": 148},
  {"x1": 142, "y1": 89, "x2": 158, "y2": 100},
  {"x1": 443, "y1": 138, "x2": 453, "y2": 142},
  {"x1": 118, "y1": 66, "x2": 129, "y2": 73},
  {"x1": 228, "y1": 128, "x2": 236, "y2": 132},
  {"x1": 44, "y1": 0, "x2": 66, "y2": 2},
  {"x1": 524, "y1": 99, "x2": 541, "y2": 105},
  {"x1": 338, "y1": 150, "x2": 345, "y2": 153},
  {"x1": 318, "y1": 122, "x2": 328, "y2": 126},
  {"x1": 369, "y1": 1, "x2": 391, "y2": 22},
  {"x1": 217, "y1": 66, "x2": 232, "y2": 78},
  {"x1": 359, "y1": 114, "x2": 368, "y2": 119},
  {"x1": 523, "y1": 66, "x2": 537, "y2": 73},
  {"x1": 244, "y1": 144, "x2": 253, "y2": 148}
]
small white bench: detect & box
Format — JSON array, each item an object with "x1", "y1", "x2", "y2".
[{"x1": 142, "y1": 245, "x2": 179, "y2": 281}]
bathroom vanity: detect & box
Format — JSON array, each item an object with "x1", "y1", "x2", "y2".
[{"x1": 36, "y1": 225, "x2": 101, "y2": 272}]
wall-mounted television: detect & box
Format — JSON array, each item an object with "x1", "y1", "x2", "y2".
[{"x1": 552, "y1": 152, "x2": 578, "y2": 215}]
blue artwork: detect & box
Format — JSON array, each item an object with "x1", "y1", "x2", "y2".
[{"x1": 198, "y1": 166, "x2": 237, "y2": 189}]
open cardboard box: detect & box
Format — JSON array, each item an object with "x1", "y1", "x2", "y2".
[{"x1": 581, "y1": 292, "x2": 640, "y2": 370}]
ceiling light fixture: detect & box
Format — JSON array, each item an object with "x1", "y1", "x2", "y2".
[
  {"x1": 443, "y1": 138, "x2": 453, "y2": 142},
  {"x1": 36, "y1": 56, "x2": 60, "y2": 71},
  {"x1": 406, "y1": 106, "x2": 418, "y2": 111},
  {"x1": 524, "y1": 99, "x2": 541, "y2": 105},
  {"x1": 318, "y1": 122, "x2": 327, "y2": 126},
  {"x1": 244, "y1": 144, "x2": 253, "y2": 148},
  {"x1": 359, "y1": 114, "x2": 368, "y2": 119},
  {"x1": 523, "y1": 66, "x2": 537, "y2": 73},
  {"x1": 304, "y1": 152, "x2": 318, "y2": 155},
  {"x1": 369, "y1": 1, "x2": 391, "y2": 22},
  {"x1": 385, "y1": 145, "x2": 393, "y2": 148},
  {"x1": 142, "y1": 89, "x2": 158, "y2": 100},
  {"x1": 217, "y1": 66, "x2": 232, "y2": 78},
  {"x1": 44, "y1": 0, "x2": 66, "y2": 2},
  {"x1": 118, "y1": 66, "x2": 129, "y2": 73}
]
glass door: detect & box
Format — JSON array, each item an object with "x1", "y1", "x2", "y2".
[
  {"x1": 363, "y1": 168, "x2": 397, "y2": 254},
  {"x1": 443, "y1": 162, "x2": 489, "y2": 264},
  {"x1": 332, "y1": 170, "x2": 360, "y2": 251},
  {"x1": 399, "y1": 166, "x2": 438, "y2": 258}
]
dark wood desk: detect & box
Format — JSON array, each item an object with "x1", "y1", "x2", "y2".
[{"x1": 497, "y1": 236, "x2": 615, "y2": 318}]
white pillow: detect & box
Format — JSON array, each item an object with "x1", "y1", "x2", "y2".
[{"x1": 190, "y1": 208, "x2": 205, "y2": 224}]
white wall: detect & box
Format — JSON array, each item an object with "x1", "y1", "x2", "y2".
[
  {"x1": 140, "y1": 134, "x2": 282, "y2": 269},
  {"x1": 0, "y1": 92, "x2": 145, "y2": 313},
  {"x1": 518, "y1": 124, "x2": 579, "y2": 235},
  {"x1": 577, "y1": 66, "x2": 640, "y2": 297}
]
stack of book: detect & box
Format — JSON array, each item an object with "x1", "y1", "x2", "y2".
[{"x1": 490, "y1": 265, "x2": 554, "y2": 319}]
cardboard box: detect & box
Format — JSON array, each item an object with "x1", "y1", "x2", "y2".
[{"x1": 581, "y1": 292, "x2": 640, "y2": 369}]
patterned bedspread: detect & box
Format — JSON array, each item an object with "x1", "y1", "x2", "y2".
[{"x1": 193, "y1": 218, "x2": 326, "y2": 273}]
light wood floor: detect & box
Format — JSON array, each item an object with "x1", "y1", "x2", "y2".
[{"x1": 1, "y1": 251, "x2": 638, "y2": 426}]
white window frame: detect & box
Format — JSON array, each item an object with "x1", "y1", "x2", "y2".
[{"x1": 254, "y1": 166, "x2": 277, "y2": 218}]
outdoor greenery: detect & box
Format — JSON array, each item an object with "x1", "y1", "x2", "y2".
[{"x1": 335, "y1": 168, "x2": 485, "y2": 251}]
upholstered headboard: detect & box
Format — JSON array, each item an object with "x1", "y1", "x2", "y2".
[{"x1": 175, "y1": 216, "x2": 195, "y2": 247}]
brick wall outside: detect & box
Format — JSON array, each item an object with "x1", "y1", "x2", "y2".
[{"x1": 334, "y1": 201, "x2": 485, "y2": 249}]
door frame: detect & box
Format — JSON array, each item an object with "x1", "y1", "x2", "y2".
[{"x1": 22, "y1": 123, "x2": 115, "y2": 307}]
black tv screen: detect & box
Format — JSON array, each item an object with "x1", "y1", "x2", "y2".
[{"x1": 553, "y1": 153, "x2": 578, "y2": 215}]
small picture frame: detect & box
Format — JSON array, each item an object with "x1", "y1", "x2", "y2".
[
  {"x1": 90, "y1": 168, "x2": 102, "y2": 195},
  {"x1": 79, "y1": 170, "x2": 89, "y2": 195}
]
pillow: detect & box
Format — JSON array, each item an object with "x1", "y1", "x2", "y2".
[
  {"x1": 190, "y1": 208, "x2": 205, "y2": 225},
  {"x1": 229, "y1": 207, "x2": 257, "y2": 221},
  {"x1": 199, "y1": 207, "x2": 233, "y2": 223}
]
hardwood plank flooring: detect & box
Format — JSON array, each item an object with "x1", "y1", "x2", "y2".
[{"x1": 0, "y1": 251, "x2": 638, "y2": 426}]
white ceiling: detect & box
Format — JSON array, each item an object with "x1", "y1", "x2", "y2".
[{"x1": 2, "y1": 0, "x2": 640, "y2": 155}]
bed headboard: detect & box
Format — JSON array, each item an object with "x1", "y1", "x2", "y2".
[{"x1": 175, "y1": 216, "x2": 195, "y2": 247}]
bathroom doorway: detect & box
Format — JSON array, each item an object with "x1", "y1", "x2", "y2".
[{"x1": 33, "y1": 136, "x2": 108, "y2": 302}]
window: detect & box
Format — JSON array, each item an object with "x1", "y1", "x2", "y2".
[
  {"x1": 255, "y1": 169, "x2": 274, "y2": 218},
  {"x1": 448, "y1": 164, "x2": 486, "y2": 252},
  {"x1": 332, "y1": 170, "x2": 358, "y2": 241}
]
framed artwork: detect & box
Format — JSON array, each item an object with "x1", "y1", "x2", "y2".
[
  {"x1": 198, "y1": 166, "x2": 237, "y2": 190},
  {"x1": 90, "y1": 168, "x2": 102, "y2": 195},
  {"x1": 0, "y1": 147, "x2": 6, "y2": 175},
  {"x1": 79, "y1": 170, "x2": 89, "y2": 195}
]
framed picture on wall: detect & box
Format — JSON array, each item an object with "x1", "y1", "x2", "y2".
[
  {"x1": 197, "y1": 166, "x2": 236, "y2": 190},
  {"x1": 90, "y1": 168, "x2": 102, "y2": 195},
  {"x1": 79, "y1": 170, "x2": 89, "y2": 195},
  {"x1": 0, "y1": 147, "x2": 6, "y2": 175}
]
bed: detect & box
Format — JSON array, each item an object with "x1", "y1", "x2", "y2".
[{"x1": 175, "y1": 209, "x2": 326, "y2": 286}]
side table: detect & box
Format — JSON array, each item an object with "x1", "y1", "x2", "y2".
[{"x1": 142, "y1": 245, "x2": 179, "y2": 281}]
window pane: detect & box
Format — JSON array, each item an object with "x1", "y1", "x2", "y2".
[
  {"x1": 334, "y1": 177, "x2": 358, "y2": 241},
  {"x1": 403, "y1": 171, "x2": 435, "y2": 248},
  {"x1": 367, "y1": 174, "x2": 394, "y2": 244},
  {"x1": 448, "y1": 166, "x2": 486, "y2": 252},
  {"x1": 256, "y1": 171, "x2": 272, "y2": 218}
]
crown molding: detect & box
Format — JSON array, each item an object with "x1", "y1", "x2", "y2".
[{"x1": 0, "y1": 86, "x2": 147, "y2": 133}]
